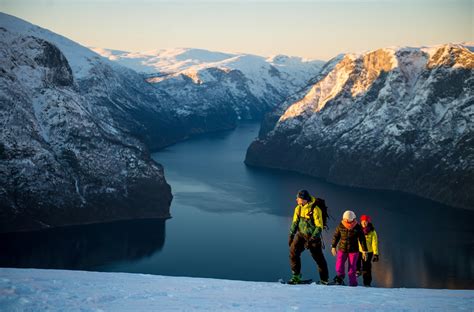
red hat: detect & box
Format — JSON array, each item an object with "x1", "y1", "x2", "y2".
[{"x1": 360, "y1": 215, "x2": 371, "y2": 222}]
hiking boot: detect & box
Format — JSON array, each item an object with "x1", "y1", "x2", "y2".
[
  {"x1": 333, "y1": 276, "x2": 345, "y2": 285},
  {"x1": 317, "y1": 280, "x2": 329, "y2": 285},
  {"x1": 289, "y1": 273, "x2": 302, "y2": 284}
]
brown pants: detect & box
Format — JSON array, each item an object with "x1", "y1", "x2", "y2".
[{"x1": 289, "y1": 233, "x2": 329, "y2": 282}]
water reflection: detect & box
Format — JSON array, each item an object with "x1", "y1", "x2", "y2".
[
  {"x1": 0, "y1": 219, "x2": 166, "y2": 270},
  {"x1": 371, "y1": 218, "x2": 474, "y2": 289}
]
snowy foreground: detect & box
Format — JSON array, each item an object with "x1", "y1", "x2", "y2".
[{"x1": 1, "y1": 269, "x2": 473, "y2": 311}]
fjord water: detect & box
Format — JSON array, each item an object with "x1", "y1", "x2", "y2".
[{"x1": 1, "y1": 122, "x2": 472, "y2": 289}]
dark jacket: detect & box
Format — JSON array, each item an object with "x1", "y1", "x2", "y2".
[{"x1": 332, "y1": 222, "x2": 368, "y2": 253}]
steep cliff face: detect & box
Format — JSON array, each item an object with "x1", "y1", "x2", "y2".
[
  {"x1": 151, "y1": 67, "x2": 266, "y2": 122},
  {"x1": 0, "y1": 20, "x2": 172, "y2": 232},
  {"x1": 256, "y1": 54, "x2": 345, "y2": 138},
  {"x1": 246, "y1": 44, "x2": 474, "y2": 210}
]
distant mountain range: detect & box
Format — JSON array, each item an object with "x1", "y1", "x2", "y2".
[
  {"x1": 92, "y1": 47, "x2": 324, "y2": 122},
  {"x1": 246, "y1": 44, "x2": 474, "y2": 210}
]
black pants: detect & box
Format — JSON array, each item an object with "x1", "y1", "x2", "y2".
[
  {"x1": 289, "y1": 233, "x2": 329, "y2": 282},
  {"x1": 356, "y1": 251, "x2": 374, "y2": 286}
]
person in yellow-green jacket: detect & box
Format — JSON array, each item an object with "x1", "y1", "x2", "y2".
[
  {"x1": 288, "y1": 190, "x2": 329, "y2": 284},
  {"x1": 357, "y1": 214, "x2": 379, "y2": 287}
]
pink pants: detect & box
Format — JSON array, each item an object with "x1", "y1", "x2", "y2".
[{"x1": 336, "y1": 250, "x2": 359, "y2": 286}]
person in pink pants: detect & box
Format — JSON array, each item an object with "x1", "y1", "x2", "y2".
[{"x1": 331, "y1": 210, "x2": 368, "y2": 286}]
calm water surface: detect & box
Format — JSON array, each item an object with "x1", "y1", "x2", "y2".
[{"x1": 1, "y1": 122, "x2": 473, "y2": 289}]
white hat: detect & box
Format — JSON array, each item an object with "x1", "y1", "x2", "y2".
[{"x1": 342, "y1": 210, "x2": 356, "y2": 222}]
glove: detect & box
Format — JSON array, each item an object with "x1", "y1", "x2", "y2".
[
  {"x1": 331, "y1": 247, "x2": 337, "y2": 257},
  {"x1": 362, "y1": 252, "x2": 368, "y2": 261},
  {"x1": 372, "y1": 254, "x2": 379, "y2": 262},
  {"x1": 288, "y1": 234, "x2": 295, "y2": 246}
]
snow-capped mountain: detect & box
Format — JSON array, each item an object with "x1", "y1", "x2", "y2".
[
  {"x1": 93, "y1": 47, "x2": 325, "y2": 121},
  {"x1": 256, "y1": 53, "x2": 345, "y2": 137},
  {"x1": 246, "y1": 44, "x2": 474, "y2": 210},
  {"x1": 90, "y1": 47, "x2": 236, "y2": 74},
  {"x1": 91, "y1": 47, "x2": 323, "y2": 88},
  {"x1": 0, "y1": 13, "x2": 173, "y2": 232}
]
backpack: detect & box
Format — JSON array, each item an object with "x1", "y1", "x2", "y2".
[{"x1": 312, "y1": 197, "x2": 330, "y2": 230}]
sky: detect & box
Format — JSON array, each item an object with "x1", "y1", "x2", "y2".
[{"x1": 0, "y1": 0, "x2": 472, "y2": 60}]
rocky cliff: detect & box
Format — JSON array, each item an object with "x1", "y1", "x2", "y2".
[
  {"x1": 246, "y1": 44, "x2": 474, "y2": 210},
  {"x1": 0, "y1": 15, "x2": 172, "y2": 232}
]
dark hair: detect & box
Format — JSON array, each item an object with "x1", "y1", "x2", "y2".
[{"x1": 297, "y1": 189, "x2": 311, "y2": 201}]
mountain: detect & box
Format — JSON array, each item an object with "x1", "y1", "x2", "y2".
[
  {"x1": 92, "y1": 47, "x2": 325, "y2": 121},
  {"x1": 0, "y1": 13, "x2": 173, "y2": 232},
  {"x1": 246, "y1": 44, "x2": 474, "y2": 210},
  {"x1": 90, "y1": 47, "x2": 236, "y2": 74}
]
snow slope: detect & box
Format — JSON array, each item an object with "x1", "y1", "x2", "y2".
[{"x1": 1, "y1": 269, "x2": 472, "y2": 311}]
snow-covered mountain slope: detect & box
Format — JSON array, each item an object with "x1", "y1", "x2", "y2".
[
  {"x1": 1, "y1": 13, "x2": 109, "y2": 79},
  {"x1": 1, "y1": 269, "x2": 472, "y2": 311},
  {"x1": 90, "y1": 47, "x2": 236, "y2": 74},
  {"x1": 0, "y1": 13, "x2": 173, "y2": 232},
  {"x1": 257, "y1": 53, "x2": 345, "y2": 137},
  {"x1": 246, "y1": 44, "x2": 474, "y2": 210},
  {"x1": 93, "y1": 47, "x2": 325, "y2": 120},
  {"x1": 92, "y1": 47, "x2": 322, "y2": 87}
]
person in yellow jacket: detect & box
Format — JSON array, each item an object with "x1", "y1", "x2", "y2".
[
  {"x1": 357, "y1": 214, "x2": 379, "y2": 286},
  {"x1": 288, "y1": 190, "x2": 329, "y2": 284}
]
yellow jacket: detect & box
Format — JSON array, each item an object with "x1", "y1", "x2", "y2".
[
  {"x1": 289, "y1": 196, "x2": 324, "y2": 237},
  {"x1": 359, "y1": 229, "x2": 378, "y2": 254}
]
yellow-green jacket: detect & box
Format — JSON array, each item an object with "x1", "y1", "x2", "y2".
[
  {"x1": 289, "y1": 196, "x2": 323, "y2": 238},
  {"x1": 359, "y1": 228, "x2": 379, "y2": 255}
]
